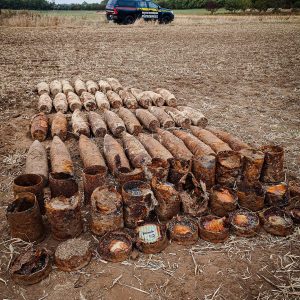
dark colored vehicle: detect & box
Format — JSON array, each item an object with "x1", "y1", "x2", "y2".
[{"x1": 106, "y1": 0, "x2": 174, "y2": 25}]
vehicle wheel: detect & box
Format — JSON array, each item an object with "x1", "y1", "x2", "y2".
[
  {"x1": 160, "y1": 15, "x2": 171, "y2": 24},
  {"x1": 123, "y1": 15, "x2": 135, "y2": 25}
]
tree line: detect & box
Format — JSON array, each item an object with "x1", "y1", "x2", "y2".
[{"x1": 0, "y1": 0, "x2": 299, "y2": 11}]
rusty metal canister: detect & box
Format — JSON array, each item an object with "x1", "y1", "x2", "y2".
[
  {"x1": 260, "y1": 145, "x2": 284, "y2": 183},
  {"x1": 13, "y1": 174, "x2": 45, "y2": 214},
  {"x1": 6, "y1": 192, "x2": 44, "y2": 242},
  {"x1": 90, "y1": 187, "x2": 124, "y2": 236},
  {"x1": 264, "y1": 182, "x2": 289, "y2": 207},
  {"x1": 115, "y1": 167, "x2": 145, "y2": 186},
  {"x1": 31, "y1": 113, "x2": 48, "y2": 142},
  {"x1": 45, "y1": 193, "x2": 83, "y2": 240}
]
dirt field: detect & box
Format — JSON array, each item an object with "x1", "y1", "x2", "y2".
[{"x1": 0, "y1": 15, "x2": 299, "y2": 300}]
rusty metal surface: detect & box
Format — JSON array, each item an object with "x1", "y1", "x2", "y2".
[{"x1": 31, "y1": 113, "x2": 48, "y2": 142}]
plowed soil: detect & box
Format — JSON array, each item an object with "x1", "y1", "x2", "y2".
[{"x1": 0, "y1": 16, "x2": 299, "y2": 300}]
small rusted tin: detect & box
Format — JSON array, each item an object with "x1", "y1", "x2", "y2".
[
  {"x1": 216, "y1": 150, "x2": 242, "y2": 187},
  {"x1": 49, "y1": 173, "x2": 78, "y2": 198},
  {"x1": 97, "y1": 230, "x2": 133, "y2": 262},
  {"x1": 136, "y1": 223, "x2": 168, "y2": 254},
  {"x1": 264, "y1": 182, "x2": 289, "y2": 207},
  {"x1": 6, "y1": 192, "x2": 44, "y2": 242},
  {"x1": 210, "y1": 185, "x2": 237, "y2": 217},
  {"x1": 192, "y1": 155, "x2": 216, "y2": 190},
  {"x1": 237, "y1": 182, "x2": 265, "y2": 212},
  {"x1": 199, "y1": 215, "x2": 229, "y2": 243},
  {"x1": 45, "y1": 193, "x2": 83, "y2": 240},
  {"x1": 31, "y1": 113, "x2": 48, "y2": 142},
  {"x1": 13, "y1": 174, "x2": 45, "y2": 214},
  {"x1": 229, "y1": 209, "x2": 260, "y2": 237},
  {"x1": 116, "y1": 167, "x2": 145, "y2": 186},
  {"x1": 167, "y1": 215, "x2": 199, "y2": 245},
  {"x1": 83, "y1": 165, "x2": 107, "y2": 203},
  {"x1": 240, "y1": 148, "x2": 265, "y2": 186},
  {"x1": 178, "y1": 173, "x2": 208, "y2": 217},
  {"x1": 260, "y1": 145, "x2": 284, "y2": 183},
  {"x1": 10, "y1": 247, "x2": 52, "y2": 285},
  {"x1": 151, "y1": 178, "x2": 181, "y2": 221},
  {"x1": 55, "y1": 238, "x2": 91, "y2": 272},
  {"x1": 260, "y1": 207, "x2": 293, "y2": 236},
  {"x1": 90, "y1": 186, "x2": 124, "y2": 236}
]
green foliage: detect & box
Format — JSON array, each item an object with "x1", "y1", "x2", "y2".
[{"x1": 225, "y1": 0, "x2": 251, "y2": 11}]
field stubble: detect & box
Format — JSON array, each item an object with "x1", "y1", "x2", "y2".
[{"x1": 0, "y1": 14, "x2": 299, "y2": 300}]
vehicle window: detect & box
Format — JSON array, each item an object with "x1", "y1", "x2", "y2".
[
  {"x1": 138, "y1": 1, "x2": 147, "y2": 8},
  {"x1": 107, "y1": 0, "x2": 118, "y2": 6},
  {"x1": 148, "y1": 2, "x2": 158, "y2": 8},
  {"x1": 118, "y1": 0, "x2": 136, "y2": 6}
]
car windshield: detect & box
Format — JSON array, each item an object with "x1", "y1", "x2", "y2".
[{"x1": 107, "y1": 0, "x2": 118, "y2": 6}]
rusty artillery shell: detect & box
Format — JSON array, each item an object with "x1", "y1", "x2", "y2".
[
  {"x1": 147, "y1": 91, "x2": 165, "y2": 106},
  {"x1": 118, "y1": 107, "x2": 142, "y2": 135},
  {"x1": 151, "y1": 178, "x2": 180, "y2": 221},
  {"x1": 13, "y1": 174, "x2": 45, "y2": 214},
  {"x1": 104, "y1": 109, "x2": 125, "y2": 137},
  {"x1": 156, "y1": 128, "x2": 193, "y2": 184},
  {"x1": 199, "y1": 215, "x2": 229, "y2": 243},
  {"x1": 237, "y1": 182, "x2": 265, "y2": 211},
  {"x1": 106, "y1": 90, "x2": 123, "y2": 109},
  {"x1": 167, "y1": 215, "x2": 199, "y2": 245},
  {"x1": 240, "y1": 148, "x2": 265, "y2": 186},
  {"x1": 50, "y1": 136, "x2": 74, "y2": 176},
  {"x1": 116, "y1": 167, "x2": 145, "y2": 186},
  {"x1": 74, "y1": 79, "x2": 87, "y2": 96},
  {"x1": 80, "y1": 91, "x2": 97, "y2": 111},
  {"x1": 136, "y1": 223, "x2": 168, "y2": 254},
  {"x1": 103, "y1": 134, "x2": 130, "y2": 175},
  {"x1": 31, "y1": 113, "x2": 48, "y2": 142},
  {"x1": 67, "y1": 91, "x2": 82, "y2": 111},
  {"x1": 122, "y1": 132, "x2": 152, "y2": 168},
  {"x1": 260, "y1": 207, "x2": 293, "y2": 236},
  {"x1": 122, "y1": 180, "x2": 155, "y2": 228},
  {"x1": 119, "y1": 89, "x2": 138, "y2": 109},
  {"x1": 206, "y1": 126, "x2": 250, "y2": 151},
  {"x1": 130, "y1": 88, "x2": 151, "y2": 108},
  {"x1": 95, "y1": 91, "x2": 110, "y2": 111},
  {"x1": 46, "y1": 193, "x2": 83, "y2": 240},
  {"x1": 155, "y1": 88, "x2": 177, "y2": 107},
  {"x1": 9, "y1": 247, "x2": 52, "y2": 285},
  {"x1": 55, "y1": 238, "x2": 91, "y2": 272},
  {"x1": 53, "y1": 92, "x2": 68, "y2": 113},
  {"x1": 98, "y1": 230, "x2": 133, "y2": 262},
  {"x1": 135, "y1": 109, "x2": 160, "y2": 132},
  {"x1": 190, "y1": 126, "x2": 231, "y2": 153},
  {"x1": 192, "y1": 155, "x2": 216, "y2": 189},
  {"x1": 90, "y1": 187, "x2": 124, "y2": 236},
  {"x1": 229, "y1": 209, "x2": 260, "y2": 238},
  {"x1": 210, "y1": 185, "x2": 238, "y2": 217},
  {"x1": 86, "y1": 80, "x2": 99, "y2": 94},
  {"x1": 98, "y1": 80, "x2": 112, "y2": 93},
  {"x1": 106, "y1": 78, "x2": 123, "y2": 92},
  {"x1": 50, "y1": 80, "x2": 62, "y2": 96},
  {"x1": 148, "y1": 106, "x2": 175, "y2": 128},
  {"x1": 177, "y1": 106, "x2": 208, "y2": 128},
  {"x1": 260, "y1": 145, "x2": 284, "y2": 183},
  {"x1": 178, "y1": 173, "x2": 208, "y2": 217},
  {"x1": 216, "y1": 150, "x2": 242, "y2": 187},
  {"x1": 6, "y1": 192, "x2": 44, "y2": 242},
  {"x1": 36, "y1": 81, "x2": 50, "y2": 95},
  {"x1": 172, "y1": 129, "x2": 215, "y2": 157},
  {"x1": 25, "y1": 140, "x2": 48, "y2": 184},
  {"x1": 164, "y1": 107, "x2": 191, "y2": 128},
  {"x1": 265, "y1": 182, "x2": 289, "y2": 207},
  {"x1": 83, "y1": 165, "x2": 107, "y2": 203},
  {"x1": 38, "y1": 94, "x2": 52, "y2": 114},
  {"x1": 72, "y1": 109, "x2": 90, "y2": 137},
  {"x1": 88, "y1": 111, "x2": 107, "y2": 137},
  {"x1": 51, "y1": 112, "x2": 68, "y2": 141},
  {"x1": 61, "y1": 79, "x2": 74, "y2": 94}
]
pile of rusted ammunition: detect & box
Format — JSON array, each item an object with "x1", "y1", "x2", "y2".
[{"x1": 6, "y1": 78, "x2": 299, "y2": 285}]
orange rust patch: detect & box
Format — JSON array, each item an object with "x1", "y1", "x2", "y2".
[
  {"x1": 204, "y1": 219, "x2": 225, "y2": 232},
  {"x1": 267, "y1": 184, "x2": 286, "y2": 196},
  {"x1": 173, "y1": 224, "x2": 191, "y2": 235},
  {"x1": 109, "y1": 240, "x2": 129, "y2": 253},
  {"x1": 234, "y1": 214, "x2": 248, "y2": 226},
  {"x1": 215, "y1": 189, "x2": 234, "y2": 203}
]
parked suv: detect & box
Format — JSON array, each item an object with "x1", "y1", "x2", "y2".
[{"x1": 106, "y1": 0, "x2": 174, "y2": 25}]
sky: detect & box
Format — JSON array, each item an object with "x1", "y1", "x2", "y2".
[{"x1": 54, "y1": 0, "x2": 101, "y2": 3}]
